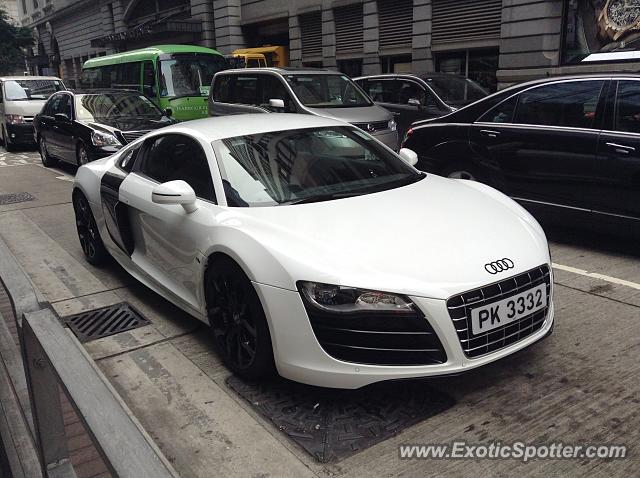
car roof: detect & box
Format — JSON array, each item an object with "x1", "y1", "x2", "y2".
[
  {"x1": 66, "y1": 89, "x2": 142, "y2": 95},
  {"x1": 219, "y1": 67, "x2": 339, "y2": 75},
  {"x1": 0, "y1": 76, "x2": 63, "y2": 81},
  {"x1": 149, "y1": 113, "x2": 353, "y2": 141}
]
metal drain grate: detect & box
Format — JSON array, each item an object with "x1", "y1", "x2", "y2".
[
  {"x1": 64, "y1": 302, "x2": 150, "y2": 343},
  {"x1": 227, "y1": 376, "x2": 455, "y2": 463},
  {"x1": 0, "y1": 192, "x2": 36, "y2": 205}
]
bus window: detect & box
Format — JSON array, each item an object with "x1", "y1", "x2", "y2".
[
  {"x1": 159, "y1": 54, "x2": 227, "y2": 99},
  {"x1": 143, "y1": 61, "x2": 156, "y2": 98},
  {"x1": 115, "y1": 62, "x2": 141, "y2": 90}
]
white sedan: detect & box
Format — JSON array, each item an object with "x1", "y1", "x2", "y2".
[{"x1": 72, "y1": 114, "x2": 554, "y2": 389}]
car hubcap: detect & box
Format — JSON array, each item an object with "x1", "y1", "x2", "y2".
[
  {"x1": 207, "y1": 276, "x2": 257, "y2": 369},
  {"x1": 78, "y1": 147, "x2": 88, "y2": 165},
  {"x1": 40, "y1": 139, "x2": 47, "y2": 159},
  {"x1": 73, "y1": 195, "x2": 97, "y2": 259},
  {"x1": 448, "y1": 170, "x2": 476, "y2": 181}
]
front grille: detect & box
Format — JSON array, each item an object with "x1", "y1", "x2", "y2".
[
  {"x1": 307, "y1": 310, "x2": 447, "y2": 366},
  {"x1": 121, "y1": 130, "x2": 150, "y2": 143},
  {"x1": 446, "y1": 265, "x2": 551, "y2": 358},
  {"x1": 23, "y1": 117, "x2": 34, "y2": 124},
  {"x1": 353, "y1": 120, "x2": 389, "y2": 133}
]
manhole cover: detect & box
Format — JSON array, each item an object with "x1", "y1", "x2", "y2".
[
  {"x1": 0, "y1": 192, "x2": 36, "y2": 205},
  {"x1": 64, "y1": 302, "x2": 151, "y2": 343},
  {"x1": 227, "y1": 376, "x2": 455, "y2": 463}
]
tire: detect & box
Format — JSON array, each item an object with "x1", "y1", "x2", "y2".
[
  {"x1": 441, "y1": 161, "x2": 483, "y2": 182},
  {"x1": 205, "y1": 257, "x2": 275, "y2": 380},
  {"x1": 76, "y1": 143, "x2": 89, "y2": 166},
  {"x1": 3, "y1": 127, "x2": 15, "y2": 152},
  {"x1": 0, "y1": 125, "x2": 5, "y2": 146},
  {"x1": 72, "y1": 191, "x2": 109, "y2": 266},
  {"x1": 38, "y1": 136, "x2": 58, "y2": 167}
]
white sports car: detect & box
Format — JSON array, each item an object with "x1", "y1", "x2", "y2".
[{"x1": 73, "y1": 114, "x2": 554, "y2": 389}]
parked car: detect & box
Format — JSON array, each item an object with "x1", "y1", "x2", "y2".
[
  {"x1": 34, "y1": 89, "x2": 176, "y2": 167},
  {"x1": 0, "y1": 76, "x2": 66, "y2": 151},
  {"x1": 401, "y1": 74, "x2": 640, "y2": 235},
  {"x1": 354, "y1": 73, "x2": 489, "y2": 138},
  {"x1": 208, "y1": 68, "x2": 399, "y2": 150},
  {"x1": 72, "y1": 113, "x2": 553, "y2": 389}
]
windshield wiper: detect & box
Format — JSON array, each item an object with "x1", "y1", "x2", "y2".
[
  {"x1": 284, "y1": 191, "x2": 364, "y2": 205},
  {"x1": 166, "y1": 94, "x2": 206, "y2": 101}
]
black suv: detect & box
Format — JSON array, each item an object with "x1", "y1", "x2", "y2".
[{"x1": 401, "y1": 74, "x2": 640, "y2": 234}]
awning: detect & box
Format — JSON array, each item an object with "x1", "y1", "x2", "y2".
[{"x1": 90, "y1": 19, "x2": 202, "y2": 48}]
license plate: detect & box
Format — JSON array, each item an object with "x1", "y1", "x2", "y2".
[{"x1": 470, "y1": 284, "x2": 547, "y2": 335}]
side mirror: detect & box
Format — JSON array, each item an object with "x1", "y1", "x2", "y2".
[
  {"x1": 408, "y1": 98, "x2": 421, "y2": 107},
  {"x1": 269, "y1": 98, "x2": 285, "y2": 110},
  {"x1": 398, "y1": 148, "x2": 418, "y2": 167},
  {"x1": 54, "y1": 113, "x2": 70, "y2": 122},
  {"x1": 163, "y1": 107, "x2": 173, "y2": 117},
  {"x1": 152, "y1": 180, "x2": 198, "y2": 213}
]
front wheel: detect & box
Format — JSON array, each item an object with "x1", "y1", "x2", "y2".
[
  {"x1": 3, "y1": 127, "x2": 15, "y2": 152},
  {"x1": 72, "y1": 192, "x2": 108, "y2": 265},
  {"x1": 441, "y1": 162, "x2": 482, "y2": 182},
  {"x1": 39, "y1": 136, "x2": 58, "y2": 167},
  {"x1": 77, "y1": 143, "x2": 89, "y2": 166},
  {"x1": 205, "y1": 257, "x2": 275, "y2": 380}
]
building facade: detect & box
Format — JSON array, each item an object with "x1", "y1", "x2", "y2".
[
  {"x1": 16, "y1": 0, "x2": 640, "y2": 90},
  {"x1": 1, "y1": 0, "x2": 20, "y2": 24}
]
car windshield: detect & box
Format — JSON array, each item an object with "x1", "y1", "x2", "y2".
[
  {"x1": 159, "y1": 54, "x2": 228, "y2": 99},
  {"x1": 424, "y1": 76, "x2": 488, "y2": 106},
  {"x1": 75, "y1": 93, "x2": 165, "y2": 121},
  {"x1": 213, "y1": 126, "x2": 422, "y2": 207},
  {"x1": 4, "y1": 79, "x2": 64, "y2": 100},
  {"x1": 284, "y1": 74, "x2": 372, "y2": 108}
]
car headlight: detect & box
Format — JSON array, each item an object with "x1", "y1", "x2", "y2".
[
  {"x1": 298, "y1": 281, "x2": 415, "y2": 315},
  {"x1": 5, "y1": 114, "x2": 24, "y2": 125},
  {"x1": 91, "y1": 130, "x2": 120, "y2": 147},
  {"x1": 388, "y1": 119, "x2": 397, "y2": 132}
]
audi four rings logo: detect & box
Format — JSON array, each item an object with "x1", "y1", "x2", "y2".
[{"x1": 484, "y1": 258, "x2": 515, "y2": 274}]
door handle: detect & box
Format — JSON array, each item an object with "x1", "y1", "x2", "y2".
[
  {"x1": 606, "y1": 142, "x2": 635, "y2": 154},
  {"x1": 480, "y1": 129, "x2": 501, "y2": 138}
]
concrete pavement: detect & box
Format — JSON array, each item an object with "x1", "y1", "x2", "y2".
[{"x1": 0, "y1": 145, "x2": 638, "y2": 477}]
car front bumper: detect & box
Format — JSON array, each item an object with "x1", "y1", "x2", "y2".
[
  {"x1": 6, "y1": 123, "x2": 35, "y2": 145},
  {"x1": 371, "y1": 129, "x2": 399, "y2": 151},
  {"x1": 254, "y1": 281, "x2": 555, "y2": 389}
]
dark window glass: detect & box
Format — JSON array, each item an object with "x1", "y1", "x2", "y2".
[
  {"x1": 615, "y1": 81, "x2": 640, "y2": 133},
  {"x1": 143, "y1": 61, "x2": 156, "y2": 98},
  {"x1": 397, "y1": 80, "x2": 426, "y2": 105},
  {"x1": 480, "y1": 95, "x2": 518, "y2": 123},
  {"x1": 285, "y1": 74, "x2": 372, "y2": 108},
  {"x1": 57, "y1": 95, "x2": 72, "y2": 118},
  {"x1": 213, "y1": 75, "x2": 232, "y2": 102},
  {"x1": 43, "y1": 95, "x2": 61, "y2": 115},
  {"x1": 232, "y1": 76, "x2": 258, "y2": 105},
  {"x1": 259, "y1": 75, "x2": 295, "y2": 112},
  {"x1": 140, "y1": 134, "x2": 216, "y2": 202},
  {"x1": 337, "y1": 59, "x2": 363, "y2": 78},
  {"x1": 247, "y1": 58, "x2": 260, "y2": 68},
  {"x1": 365, "y1": 79, "x2": 398, "y2": 103},
  {"x1": 514, "y1": 81, "x2": 604, "y2": 129},
  {"x1": 115, "y1": 62, "x2": 140, "y2": 90},
  {"x1": 119, "y1": 145, "x2": 140, "y2": 172}
]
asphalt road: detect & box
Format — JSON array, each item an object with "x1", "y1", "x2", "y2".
[{"x1": 0, "y1": 144, "x2": 638, "y2": 477}]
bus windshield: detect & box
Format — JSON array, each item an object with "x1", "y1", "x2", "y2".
[{"x1": 159, "y1": 54, "x2": 228, "y2": 99}]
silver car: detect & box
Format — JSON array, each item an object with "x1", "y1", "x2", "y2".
[{"x1": 208, "y1": 68, "x2": 399, "y2": 150}]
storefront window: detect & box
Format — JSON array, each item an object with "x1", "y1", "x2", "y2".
[
  {"x1": 380, "y1": 55, "x2": 412, "y2": 74},
  {"x1": 435, "y1": 48, "x2": 498, "y2": 93},
  {"x1": 563, "y1": 0, "x2": 640, "y2": 64},
  {"x1": 337, "y1": 59, "x2": 363, "y2": 77}
]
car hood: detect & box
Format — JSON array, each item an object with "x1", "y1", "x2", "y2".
[
  {"x1": 80, "y1": 116, "x2": 173, "y2": 132},
  {"x1": 306, "y1": 104, "x2": 392, "y2": 124},
  {"x1": 6, "y1": 99, "x2": 47, "y2": 117},
  {"x1": 216, "y1": 175, "x2": 550, "y2": 299}
]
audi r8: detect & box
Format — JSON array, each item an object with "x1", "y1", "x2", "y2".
[{"x1": 72, "y1": 114, "x2": 554, "y2": 389}]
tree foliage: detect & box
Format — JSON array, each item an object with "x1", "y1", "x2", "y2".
[{"x1": 0, "y1": 6, "x2": 33, "y2": 75}]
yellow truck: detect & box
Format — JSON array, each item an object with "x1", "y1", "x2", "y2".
[{"x1": 230, "y1": 46, "x2": 289, "y2": 68}]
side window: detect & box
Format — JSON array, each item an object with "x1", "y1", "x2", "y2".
[
  {"x1": 115, "y1": 62, "x2": 140, "y2": 90},
  {"x1": 0, "y1": 83, "x2": 3, "y2": 102},
  {"x1": 480, "y1": 95, "x2": 518, "y2": 123},
  {"x1": 397, "y1": 80, "x2": 425, "y2": 105},
  {"x1": 514, "y1": 81, "x2": 604, "y2": 129},
  {"x1": 615, "y1": 81, "x2": 640, "y2": 134},
  {"x1": 118, "y1": 144, "x2": 140, "y2": 172},
  {"x1": 57, "y1": 95, "x2": 72, "y2": 118},
  {"x1": 43, "y1": 95, "x2": 60, "y2": 116},
  {"x1": 259, "y1": 75, "x2": 295, "y2": 112},
  {"x1": 142, "y1": 61, "x2": 156, "y2": 98},
  {"x1": 247, "y1": 58, "x2": 259, "y2": 68},
  {"x1": 232, "y1": 76, "x2": 258, "y2": 105},
  {"x1": 366, "y1": 79, "x2": 398, "y2": 103},
  {"x1": 213, "y1": 75, "x2": 232, "y2": 102},
  {"x1": 138, "y1": 134, "x2": 216, "y2": 202}
]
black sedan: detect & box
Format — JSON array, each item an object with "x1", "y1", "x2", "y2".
[
  {"x1": 401, "y1": 74, "x2": 640, "y2": 235},
  {"x1": 34, "y1": 89, "x2": 175, "y2": 167}
]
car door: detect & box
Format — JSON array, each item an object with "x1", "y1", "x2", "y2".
[
  {"x1": 470, "y1": 79, "x2": 607, "y2": 211},
  {"x1": 118, "y1": 133, "x2": 217, "y2": 310},
  {"x1": 394, "y1": 78, "x2": 445, "y2": 137},
  {"x1": 52, "y1": 93, "x2": 75, "y2": 163},
  {"x1": 360, "y1": 77, "x2": 401, "y2": 120},
  {"x1": 39, "y1": 94, "x2": 63, "y2": 157},
  {"x1": 594, "y1": 79, "x2": 640, "y2": 222}
]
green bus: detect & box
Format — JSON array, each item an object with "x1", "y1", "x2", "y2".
[{"x1": 81, "y1": 45, "x2": 228, "y2": 121}]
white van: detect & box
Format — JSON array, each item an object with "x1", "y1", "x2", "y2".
[{"x1": 0, "y1": 76, "x2": 66, "y2": 151}]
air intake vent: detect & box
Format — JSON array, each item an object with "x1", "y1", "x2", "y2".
[
  {"x1": 64, "y1": 303, "x2": 150, "y2": 343},
  {"x1": 378, "y1": 0, "x2": 413, "y2": 50},
  {"x1": 300, "y1": 12, "x2": 322, "y2": 58},
  {"x1": 432, "y1": 0, "x2": 502, "y2": 45},
  {"x1": 335, "y1": 4, "x2": 364, "y2": 54}
]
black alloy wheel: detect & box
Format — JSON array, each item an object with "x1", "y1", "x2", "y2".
[
  {"x1": 77, "y1": 143, "x2": 89, "y2": 166},
  {"x1": 205, "y1": 258, "x2": 275, "y2": 380},
  {"x1": 39, "y1": 136, "x2": 57, "y2": 167},
  {"x1": 442, "y1": 161, "x2": 483, "y2": 182},
  {"x1": 72, "y1": 192, "x2": 108, "y2": 265}
]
